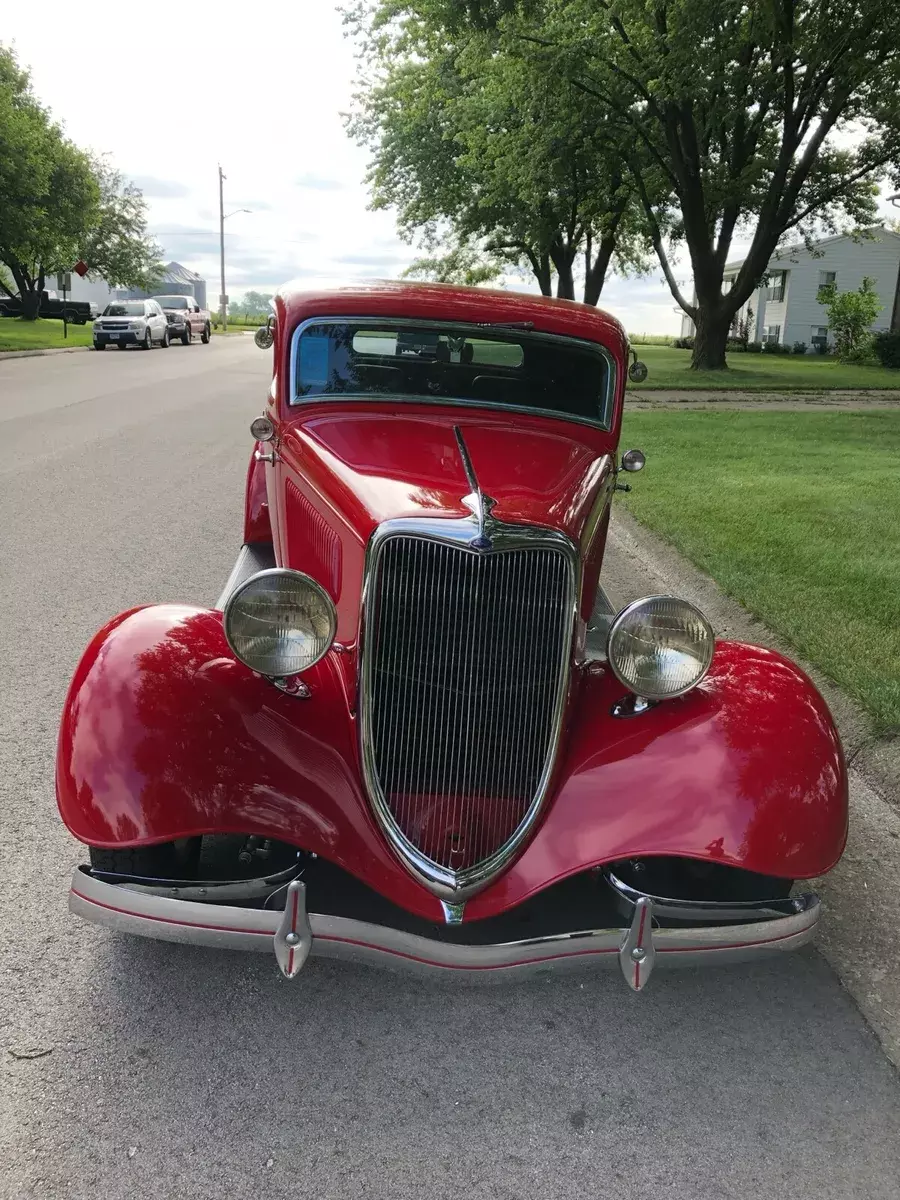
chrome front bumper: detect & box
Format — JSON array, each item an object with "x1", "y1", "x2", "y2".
[{"x1": 69, "y1": 867, "x2": 819, "y2": 991}]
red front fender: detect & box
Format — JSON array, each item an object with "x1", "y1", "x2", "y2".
[{"x1": 57, "y1": 606, "x2": 847, "y2": 922}]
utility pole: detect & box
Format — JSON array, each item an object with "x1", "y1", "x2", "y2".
[{"x1": 218, "y1": 165, "x2": 227, "y2": 332}]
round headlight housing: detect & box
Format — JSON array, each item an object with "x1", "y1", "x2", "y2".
[
  {"x1": 224, "y1": 569, "x2": 336, "y2": 677},
  {"x1": 606, "y1": 595, "x2": 714, "y2": 701}
]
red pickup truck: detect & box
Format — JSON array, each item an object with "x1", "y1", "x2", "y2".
[{"x1": 153, "y1": 294, "x2": 211, "y2": 345}]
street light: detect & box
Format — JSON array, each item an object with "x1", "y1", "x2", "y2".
[
  {"x1": 218, "y1": 164, "x2": 251, "y2": 332},
  {"x1": 888, "y1": 193, "x2": 900, "y2": 209}
]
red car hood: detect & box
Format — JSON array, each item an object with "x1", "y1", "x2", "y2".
[{"x1": 280, "y1": 404, "x2": 615, "y2": 548}]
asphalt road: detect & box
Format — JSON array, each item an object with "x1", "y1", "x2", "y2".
[{"x1": 2, "y1": 340, "x2": 899, "y2": 1200}]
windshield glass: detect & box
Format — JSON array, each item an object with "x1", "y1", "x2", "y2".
[
  {"x1": 102, "y1": 302, "x2": 145, "y2": 317},
  {"x1": 154, "y1": 296, "x2": 188, "y2": 309},
  {"x1": 292, "y1": 321, "x2": 612, "y2": 426}
]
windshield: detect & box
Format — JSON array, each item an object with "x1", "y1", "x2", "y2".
[
  {"x1": 154, "y1": 296, "x2": 188, "y2": 309},
  {"x1": 292, "y1": 321, "x2": 612, "y2": 426},
  {"x1": 102, "y1": 302, "x2": 145, "y2": 317}
]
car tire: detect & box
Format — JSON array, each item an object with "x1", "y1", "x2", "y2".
[
  {"x1": 201, "y1": 323, "x2": 210, "y2": 344},
  {"x1": 93, "y1": 341, "x2": 105, "y2": 351},
  {"x1": 160, "y1": 326, "x2": 170, "y2": 348},
  {"x1": 142, "y1": 327, "x2": 152, "y2": 350},
  {"x1": 88, "y1": 839, "x2": 201, "y2": 880},
  {"x1": 117, "y1": 343, "x2": 128, "y2": 350},
  {"x1": 182, "y1": 324, "x2": 191, "y2": 346}
]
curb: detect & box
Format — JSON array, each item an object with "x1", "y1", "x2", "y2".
[
  {"x1": 604, "y1": 508, "x2": 900, "y2": 1069},
  {"x1": 0, "y1": 346, "x2": 92, "y2": 360}
]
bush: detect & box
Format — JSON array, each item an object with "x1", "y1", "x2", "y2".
[
  {"x1": 726, "y1": 337, "x2": 747, "y2": 352},
  {"x1": 745, "y1": 340, "x2": 763, "y2": 353},
  {"x1": 792, "y1": 341, "x2": 807, "y2": 355},
  {"x1": 673, "y1": 336, "x2": 694, "y2": 350},
  {"x1": 813, "y1": 341, "x2": 829, "y2": 355},
  {"x1": 762, "y1": 340, "x2": 790, "y2": 354},
  {"x1": 872, "y1": 330, "x2": 900, "y2": 368}
]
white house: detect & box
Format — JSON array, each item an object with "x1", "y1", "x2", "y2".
[{"x1": 680, "y1": 225, "x2": 900, "y2": 348}]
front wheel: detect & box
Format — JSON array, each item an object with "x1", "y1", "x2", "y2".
[
  {"x1": 160, "y1": 326, "x2": 170, "y2": 348},
  {"x1": 93, "y1": 341, "x2": 105, "y2": 351},
  {"x1": 89, "y1": 840, "x2": 200, "y2": 880},
  {"x1": 201, "y1": 323, "x2": 210, "y2": 344},
  {"x1": 182, "y1": 324, "x2": 192, "y2": 346},
  {"x1": 141, "y1": 327, "x2": 152, "y2": 350}
]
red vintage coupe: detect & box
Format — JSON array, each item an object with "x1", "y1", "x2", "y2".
[{"x1": 58, "y1": 282, "x2": 848, "y2": 990}]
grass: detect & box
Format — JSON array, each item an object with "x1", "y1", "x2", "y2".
[
  {"x1": 0, "y1": 316, "x2": 93, "y2": 351},
  {"x1": 620, "y1": 409, "x2": 900, "y2": 735},
  {"x1": 629, "y1": 343, "x2": 900, "y2": 391}
]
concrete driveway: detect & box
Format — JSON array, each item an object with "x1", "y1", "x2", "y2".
[{"x1": 1, "y1": 341, "x2": 898, "y2": 1199}]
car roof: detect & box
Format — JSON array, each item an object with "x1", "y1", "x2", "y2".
[{"x1": 274, "y1": 279, "x2": 627, "y2": 349}]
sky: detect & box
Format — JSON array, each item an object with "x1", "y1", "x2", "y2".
[{"x1": 3, "y1": 3, "x2": 897, "y2": 334}]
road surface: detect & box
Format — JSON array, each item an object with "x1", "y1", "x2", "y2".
[{"x1": 1, "y1": 340, "x2": 898, "y2": 1200}]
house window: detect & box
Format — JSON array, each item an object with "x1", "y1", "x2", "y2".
[
  {"x1": 817, "y1": 271, "x2": 836, "y2": 300},
  {"x1": 763, "y1": 324, "x2": 781, "y2": 344},
  {"x1": 811, "y1": 326, "x2": 829, "y2": 348},
  {"x1": 766, "y1": 271, "x2": 787, "y2": 302}
]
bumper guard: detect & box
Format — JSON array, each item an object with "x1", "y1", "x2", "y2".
[{"x1": 69, "y1": 867, "x2": 819, "y2": 991}]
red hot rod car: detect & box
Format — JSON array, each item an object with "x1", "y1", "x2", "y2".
[{"x1": 58, "y1": 282, "x2": 848, "y2": 990}]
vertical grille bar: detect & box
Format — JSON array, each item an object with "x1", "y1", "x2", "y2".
[{"x1": 365, "y1": 535, "x2": 572, "y2": 875}]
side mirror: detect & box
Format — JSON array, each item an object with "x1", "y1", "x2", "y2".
[
  {"x1": 628, "y1": 359, "x2": 648, "y2": 383},
  {"x1": 621, "y1": 448, "x2": 646, "y2": 472},
  {"x1": 255, "y1": 316, "x2": 275, "y2": 350}
]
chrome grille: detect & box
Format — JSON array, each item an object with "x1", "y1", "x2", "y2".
[{"x1": 364, "y1": 535, "x2": 572, "y2": 877}]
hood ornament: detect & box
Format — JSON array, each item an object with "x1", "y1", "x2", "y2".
[{"x1": 454, "y1": 426, "x2": 496, "y2": 549}]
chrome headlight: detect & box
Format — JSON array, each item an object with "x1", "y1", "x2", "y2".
[
  {"x1": 224, "y1": 568, "x2": 336, "y2": 677},
  {"x1": 606, "y1": 595, "x2": 714, "y2": 700},
  {"x1": 129, "y1": 320, "x2": 144, "y2": 330}
]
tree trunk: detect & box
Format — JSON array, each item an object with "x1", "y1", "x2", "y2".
[
  {"x1": 19, "y1": 285, "x2": 42, "y2": 320},
  {"x1": 691, "y1": 308, "x2": 731, "y2": 370},
  {"x1": 555, "y1": 260, "x2": 575, "y2": 300},
  {"x1": 583, "y1": 232, "x2": 617, "y2": 306}
]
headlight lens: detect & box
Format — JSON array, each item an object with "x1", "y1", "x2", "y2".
[
  {"x1": 129, "y1": 320, "x2": 144, "y2": 330},
  {"x1": 606, "y1": 595, "x2": 714, "y2": 700},
  {"x1": 223, "y1": 569, "x2": 336, "y2": 676}
]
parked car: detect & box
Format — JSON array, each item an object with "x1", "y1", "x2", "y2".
[
  {"x1": 92, "y1": 300, "x2": 170, "y2": 350},
  {"x1": 0, "y1": 290, "x2": 97, "y2": 323},
  {"x1": 152, "y1": 294, "x2": 211, "y2": 345},
  {"x1": 59, "y1": 282, "x2": 848, "y2": 991}
]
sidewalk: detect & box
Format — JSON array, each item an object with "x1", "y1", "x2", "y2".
[{"x1": 603, "y1": 508, "x2": 900, "y2": 1068}]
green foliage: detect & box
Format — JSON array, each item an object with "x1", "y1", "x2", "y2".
[
  {"x1": 0, "y1": 44, "x2": 161, "y2": 316},
  {"x1": 345, "y1": 4, "x2": 653, "y2": 302},
  {"x1": 422, "y1": 0, "x2": 900, "y2": 369},
  {"x1": 872, "y1": 330, "x2": 900, "y2": 369},
  {"x1": 230, "y1": 290, "x2": 274, "y2": 318},
  {"x1": 818, "y1": 277, "x2": 882, "y2": 362},
  {"x1": 402, "y1": 242, "x2": 503, "y2": 287},
  {"x1": 792, "y1": 342, "x2": 808, "y2": 355}
]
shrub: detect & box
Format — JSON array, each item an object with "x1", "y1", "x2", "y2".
[
  {"x1": 872, "y1": 330, "x2": 900, "y2": 368},
  {"x1": 673, "y1": 336, "x2": 694, "y2": 350},
  {"x1": 762, "y1": 340, "x2": 790, "y2": 354},
  {"x1": 818, "y1": 276, "x2": 882, "y2": 362},
  {"x1": 745, "y1": 340, "x2": 763, "y2": 353},
  {"x1": 813, "y1": 340, "x2": 829, "y2": 355},
  {"x1": 792, "y1": 341, "x2": 807, "y2": 355},
  {"x1": 726, "y1": 337, "x2": 747, "y2": 352}
]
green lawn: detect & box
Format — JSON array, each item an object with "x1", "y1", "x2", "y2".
[
  {"x1": 0, "y1": 317, "x2": 93, "y2": 351},
  {"x1": 629, "y1": 343, "x2": 900, "y2": 391},
  {"x1": 620, "y1": 409, "x2": 900, "y2": 734}
]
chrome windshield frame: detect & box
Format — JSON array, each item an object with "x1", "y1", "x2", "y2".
[{"x1": 287, "y1": 315, "x2": 617, "y2": 432}]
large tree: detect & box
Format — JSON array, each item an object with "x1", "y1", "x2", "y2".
[
  {"x1": 347, "y1": 6, "x2": 652, "y2": 303},
  {"x1": 0, "y1": 45, "x2": 161, "y2": 318},
  {"x1": 407, "y1": 0, "x2": 900, "y2": 368}
]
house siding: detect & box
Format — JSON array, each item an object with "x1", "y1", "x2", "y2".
[{"x1": 678, "y1": 227, "x2": 900, "y2": 346}]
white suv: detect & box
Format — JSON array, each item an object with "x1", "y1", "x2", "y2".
[{"x1": 93, "y1": 300, "x2": 170, "y2": 350}]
